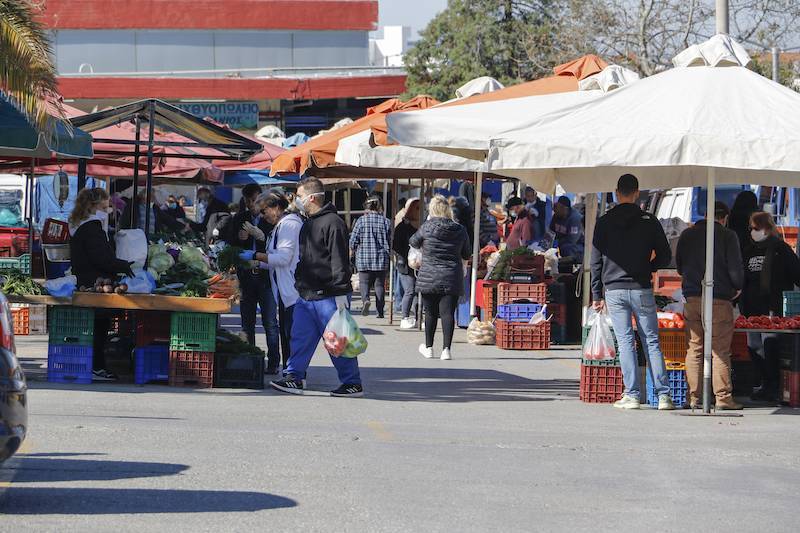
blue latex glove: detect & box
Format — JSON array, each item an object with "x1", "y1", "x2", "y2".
[{"x1": 239, "y1": 250, "x2": 255, "y2": 261}]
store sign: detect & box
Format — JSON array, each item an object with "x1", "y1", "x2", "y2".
[{"x1": 174, "y1": 101, "x2": 259, "y2": 130}]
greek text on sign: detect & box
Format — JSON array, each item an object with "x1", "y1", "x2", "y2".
[{"x1": 175, "y1": 101, "x2": 259, "y2": 130}]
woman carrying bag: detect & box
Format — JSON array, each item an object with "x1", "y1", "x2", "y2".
[{"x1": 410, "y1": 195, "x2": 470, "y2": 361}]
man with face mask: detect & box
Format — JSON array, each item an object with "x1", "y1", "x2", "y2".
[
  {"x1": 269, "y1": 177, "x2": 363, "y2": 397},
  {"x1": 676, "y1": 201, "x2": 744, "y2": 410},
  {"x1": 478, "y1": 192, "x2": 499, "y2": 247},
  {"x1": 550, "y1": 196, "x2": 584, "y2": 260},
  {"x1": 504, "y1": 197, "x2": 533, "y2": 250},
  {"x1": 191, "y1": 187, "x2": 229, "y2": 234}
]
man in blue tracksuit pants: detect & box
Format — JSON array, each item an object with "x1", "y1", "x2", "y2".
[{"x1": 269, "y1": 177, "x2": 363, "y2": 397}]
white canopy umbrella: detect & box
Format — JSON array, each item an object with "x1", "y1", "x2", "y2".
[
  {"x1": 486, "y1": 34, "x2": 799, "y2": 413},
  {"x1": 386, "y1": 65, "x2": 639, "y2": 162}
]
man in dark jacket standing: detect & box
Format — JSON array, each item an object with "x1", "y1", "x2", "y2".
[
  {"x1": 591, "y1": 174, "x2": 674, "y2": 410},
  {"x1": 676, "y1": 201, "x2": 744, "y2": 410},
  {"x1": 270, "y1": 177, "x2": 362, "y2": 397}
]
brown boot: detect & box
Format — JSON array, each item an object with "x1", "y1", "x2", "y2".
[{"x1": 715, "y1": 397, "x2": 743, "y2": 410}]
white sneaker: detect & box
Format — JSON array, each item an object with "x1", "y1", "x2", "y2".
[
  {"x1": 361, "y1": 301, "x2": 371, "y2": 316},
  {"x1": 613, "y1": 395, "x2": 641, "y2": 410},
  {"x1": 440, "y1": 348, "x2": 452, "y2": 361},
  {"x1": 400, "y1": 317, "x2": 416, "y2": 330},
  {"x1": 418, "y1": 344, "x2": 434, "y2": 359}
]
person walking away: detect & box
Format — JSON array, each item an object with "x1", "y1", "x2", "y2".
[
  {"x1": 478, "y1": 192, "x2": 499, "y2": 247},
  {"x1": 551, "y1": 196, "x2": 585, "y2": 260},
  {"x1": 676, "y1": 202, "x2": 744, "y2": 410},
  {"x1": 230, "y1": 184, "x2": 280, "y2": 372},
  {"x1": 411, "y1": 195, "x2": 470, "y2": 361},
  {"x1": 350, "y1": 196, "x2": 392, "y2": 318},
  {"x1": 591, "y1": 174, "x2": 674, "y2": 410},
  {"x1": 191, "y1": 187, "x2": 229, "y2": 234},
  {"x1": 729, "y1": 190, "x2": 758, "y2": 255},
  {"x1": 393, "y1": 198, "x2": 420, "y2": 329},
  {"x1": 245, "y1": 191, "x2": 303, "y2": 373},
  {"x1": 270, "y1": 177, "x2": 363, "y2": 397},
  {"x1": 505, "y1": 197, "x2": 534, "y2": 250},
  {"x1": 739, "y1": 211, "x2": 800, "y2": 402},
  {"x1": 69, "y1": 188, "x2": 135, "y2": 382}
]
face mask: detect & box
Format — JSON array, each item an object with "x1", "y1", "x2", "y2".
[
  {"x1": 294, "y1": 196, "x2": 307, "y2": 215},
  {"x1": 95, "y1": 209, "x2": 109, "y2": 232},
  {"x1": 751, "y1": 229, "x2": 767, "y2": 242},
  {"x1": 168, "y1": 202, "x2": 177, "y2": 209}
]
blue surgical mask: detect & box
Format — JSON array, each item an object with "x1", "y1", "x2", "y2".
[{"x1": 168, "y1": 202, "x2": 177, "y2": 209}]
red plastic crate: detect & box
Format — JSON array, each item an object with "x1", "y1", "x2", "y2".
[
  {"x1": 509, "y1": 254, "x2": 545, "y2": 281},
  {"x1": 780, "y1": 370, "x2": 800, "y2": 407},
  {"x1": 478, "y1": 280, "x2": 499, "y2": 318},
  {"x1": 653, "y1": 270, "x2": 682, "y2": 297},
  {"x1": 497, "y1": 282, "x2": 548, "y2": 305},
  {"x1": 659, "y1": 329, "x2": 687, "y2": 364},
  {"x1": 580, "y1": 364, "x2": 624, "y2": 403},
  {"x1": 10, "y1": 305, "x2": 29, "y2": 336},
  {"x1": 136, "y1": 311, "x2": 172, "y2": 346},
  {"x1": 731, "y1": 332, "x2": 749, "y2": 361},
  {"x1": 169, "y1": 350, "x2": 214, "y2": 388},
  {"x1": 548, "y1": 303, "x2": 567, "y2": 325},
  {"x1": 495, "y1": 319, "x2": 551, "y2": 350}
]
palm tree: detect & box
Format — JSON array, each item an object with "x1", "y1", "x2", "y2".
[{"x1": 0, "y1": 0, "x2": 62, "y2": 129}]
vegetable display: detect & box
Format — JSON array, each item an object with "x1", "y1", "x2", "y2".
[
  {"x1": 217, "y1": 245, "x2": 247, "y2": 272},
  {"x1": 489, "y1": 248, "x2": 539, "y2": 281},
  {"x1": 735, "y1": 315, "x2": 800, "y2": 330},
  {"x1": 467, "y1": 318, "x2": 496, "y2": 345},
  {"x1": 178, "y1": 245, "x2": 209, "y2": 275},
  {"x1": 1, "y1": 271, "x2": 47, "y2": 295}
]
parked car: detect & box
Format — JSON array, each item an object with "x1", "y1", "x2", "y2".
[{"x1": 0, "y1": 291, "x2": 26, "y2": 463}]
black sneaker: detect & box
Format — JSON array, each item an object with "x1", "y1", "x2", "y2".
[
  {"x1": 330, "y1": 383, "x2": 364, "y2": 398},
  {"x1": 270, "y1": 378, "x2": 305, "y2": 395},
  {"x1": 92, "y1": 369, "x2": 118, "y2": 382}
]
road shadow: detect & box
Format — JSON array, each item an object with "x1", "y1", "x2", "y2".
[
  {"x1": 0, "y1": 488, "x2": 296, "y2": 515},
  {"x1": 1, "y1": 456, "x2": 189, "y2": 483},
  {"x1": 360, "y1": 367, "x2": 578, "y2": 403}
]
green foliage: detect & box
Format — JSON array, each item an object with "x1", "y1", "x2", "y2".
[
  {"x1": 489, "y1": 247, "x2": 538, "y2": 281},
  {"x1": 404, "y1": 0, "x2": 563, "y2": 101},
  {"x1": 749, "y1": 57, "x2": 799, "y2": 91}
]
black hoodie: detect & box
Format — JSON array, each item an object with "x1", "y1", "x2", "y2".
[
  {"x1": 294, "y1": 203, "x2": 352, "y2": 301},
  {"x1": 740, "y1": 235, "x2": 800, "y2": 316},
  {"x1": 591, "y1": 203, "x2": 671, "y2": 300},
  {"x1": 410, "y1": 217, "x2": 470, "y2": 295}
]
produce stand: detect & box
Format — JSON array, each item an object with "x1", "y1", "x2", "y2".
[{"x1": 70, "y1": 293, "x2": 231, "y2": 314}]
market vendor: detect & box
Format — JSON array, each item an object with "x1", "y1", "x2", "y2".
[
  {"x1": 550, "y1": 196, "x2": 584, "y2": 260},
  {"x1": 121, "y1": 189, "x2": 187, "y2": 234},
  {"x1": 227, "y1": 184, "x2": 280, "y2": 374},
  {"x1": 68, "y1": 188, "x2": 135, "y2": 382}
]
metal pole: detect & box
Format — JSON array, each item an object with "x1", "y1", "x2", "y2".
[
  {"x1": 702, "y1": 168, "x2": 717, "y2": 414},
  {"x1": 581, "y1": 193, "x2": 598, "y2": 309},
  {"x1": 144, "y1": 101, "x2": 156, "y2": 234},
  {"x1": 417, "y1": 178, "x2": 425, "y2": 331},
  {"x1": 77, "y1": 159, "x2": 87, "y2": 191},
  {"x1": 716, "y1": 0, "x2": 729, "y2": 34},
  {"x1": 772, "y1": 46, "x2": 780, "y2": 82},
  {"x1": 28, "y1": 159, "x2": 34, "y2": 264},
  {"x1": 388, "y1": 178, "x2": 398, "y2": 325},
  {"x1": 131, "y1": 117, "x2": 141, "y2": 229},
  {"x1": 469, "y1": 172, "x2": 483, "y2": 317}
]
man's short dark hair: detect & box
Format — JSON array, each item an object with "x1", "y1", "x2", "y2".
[
  {"x1": 714, "y1": 201, "x2": 730, "y2": 220},
  {"x1": 298, "y1": 177, "x2": 324, "y2": 195},
  {"x1": 556, "y1": 196, "x2": 571, "y2": 209},
  {"x1": 617, "y1": 174, "x2": 639, "y2": 196},
  {"x1": 505, "y1": 196, "x2": 524, "y2": 209},
  {"x1": 197, "y1": 187, "x2": 211, "y2": 195}
]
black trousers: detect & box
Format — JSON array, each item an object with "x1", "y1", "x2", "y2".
[
  {"x1": 422, "y1": 293, "x2": 458, "y2": 350},
  {"x1": 359, "y1": 270, "x2": 387, "y2": 316},
  {"x1": 278, "y1": 298, "x2": 295, "y2": 370}
]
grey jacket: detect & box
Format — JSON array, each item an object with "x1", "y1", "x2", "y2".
[{"x1": 675, "y1": 220, "x2": 744, "y2": 301}]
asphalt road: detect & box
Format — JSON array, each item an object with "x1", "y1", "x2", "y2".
[{"x1": 2, "y1": 311, "x2": 800, "y2": 532}]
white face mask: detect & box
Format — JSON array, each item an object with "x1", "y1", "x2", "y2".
[
  {"x1": 294, "y1": 196, "x2": 307, "y2": 215},
  {"x1": 751, "y1": 229, "x2": 767, "y2": 242},
  {"x1": 95, "y1": 209, "x2": 109, "y2": 232}
]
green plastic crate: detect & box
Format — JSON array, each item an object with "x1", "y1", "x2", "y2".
[
  {"x1": 170, "y1": 312, "x2": 217, "y2": 352},
  {"x1": 0, "y1": 254, "x2": 31, "y2": 275},
  {"x1": 48, "y1": 306, "x2": 95, "y2": 346}
]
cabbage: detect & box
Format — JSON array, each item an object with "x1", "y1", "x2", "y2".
[
  {"x1": 147, "y1": 267, "x2": 160, "y2": 281},
  {"x1": 150, "y1": 252, "x2": 174, "y2": 273},
  {"x1": 179, "y1": 246, "x2": 209, "y2": 274}
]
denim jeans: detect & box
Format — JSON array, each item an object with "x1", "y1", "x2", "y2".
[
  {"x1": 393, "y1": 268, "x2": 403, "y2": 312},
  {"x1": 398, "y1": 273, "x2": 417, "y2": 318},
  {"x1": 239, "y1": 271, "x2": 280, "y2": 370},
  {"x1": 605, "y1": 288, "x2": 670, "y2": 400},
  {"x1": 285, "y1": 297, "x2": 361, "y2": 385}
]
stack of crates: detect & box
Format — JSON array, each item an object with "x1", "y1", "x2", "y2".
[
  {"x1": 580, "y1": 325, "x2": 622, "y2": 403},
  {"x1": 0, "y1": 253, "x2": 32, "y2": 275},
  {"x1": 47, "y1": 306, "x2": 95, "y2": 384},
  {"x1": 169, "y1": 312, "x2": 217, "y2": 388},
  {"x1": 10, "y1": 304, "x2": 29, "y2": 336},
  {"x1": 547, "y1": 280, "x2": 571, "y2": 345},
  {"x1": 494, "y1": 282, "x2": 550, "y2": 350},
  {"x1": 134, "y1": 311, "x2": 172, "y2": 385},
  {"x1": 779, "y1": 335, "x2": 800, "y2": 407},
  {"x1": 214, "y1": 352, "x2": 265, "y2": 389},
  {"x1": 646, "y1": 328, "x2": 688, "y2": 407}
]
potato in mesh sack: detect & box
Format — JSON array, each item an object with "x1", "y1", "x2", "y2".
[{"x1": 467, "y1": 318, "x2": 496, "y2": 345}]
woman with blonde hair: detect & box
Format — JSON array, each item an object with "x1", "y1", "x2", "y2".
[
  {"x1": 740, "y1": 211, "x2": 800, "y2": 401},
  {"x1": 410, "y1": 195, "x2": 470, "y2": 360}
]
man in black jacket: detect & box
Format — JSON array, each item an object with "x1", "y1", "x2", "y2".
[
  {"x1": 591, "y1": 174, "x2": 674, "y2": 410},
  {"x1": 270, "y1": 177, "x2": 362, "y2": 397},
  {"x1": 191, "y1": 187, "x2": 229, "y2": 234},
  {"x1": 676, "y1": 201, "x2": 743, "y2": 410}
]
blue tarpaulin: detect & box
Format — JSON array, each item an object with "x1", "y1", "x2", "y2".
[{"x1": 223, "y1": 171, "x2": 299, "y2": 187}]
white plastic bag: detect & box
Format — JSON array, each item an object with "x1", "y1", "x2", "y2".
[
  {"x1": 582, "y1": 309, "x2": 616, "y2": 360},
  {"x1": 115, "y1": 229, "x2": 148, "y2": 266},
  {"x1": 408, "y1": 246, "x2": 423, "y2": 270},
  {"x1": 467, "y1": 318, "x2": 496, "y2": 345},
  {"x1": 44, "y1": 275, "x2": 77, "y2": 297},
  {"x1": 323, "y1": 308, "x2": 368, "y2": 358}
]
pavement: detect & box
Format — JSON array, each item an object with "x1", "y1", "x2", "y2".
[{"x1": 2, "y1": 308, "x2": 800, "y2": 532}]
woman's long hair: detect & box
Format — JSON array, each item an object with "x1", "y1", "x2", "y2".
[
  {"x1": 750, "y1": 211, "x2": 781, "y2": 239},
  {"x1": 69, "y1": 188, "x2": 109, "y2": 227}
]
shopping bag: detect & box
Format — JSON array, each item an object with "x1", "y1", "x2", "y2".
[
  {"x1": 582, "y1": 309, "x2": 616, "y2": 360},
  {"x1": 323, "y1": 308, "x2": 368, "y2": 358},
  {"x1": 407, "y1": 246, "x2": 423, "y2": 270},
  {"x1": 115, "y1": 229, "x2": 148, "y2": 266}
]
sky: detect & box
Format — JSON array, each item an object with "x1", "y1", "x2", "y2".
[{"x1": 377, "y1": 0, "x2": 448, "y2": 39}]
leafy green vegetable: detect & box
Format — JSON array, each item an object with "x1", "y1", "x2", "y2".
[
  {"x1": 489, "y1": 247, "x2": 538, "y2": 281},
  {"x1": 217, "y1": 245, "x2": 247, "y2": 272},
  {"x1": 180, "y1": 278, "x2": 208, "y2": 298},
  {"x1": 2, "y1": 271, "x2": 47, "y2": 295}
]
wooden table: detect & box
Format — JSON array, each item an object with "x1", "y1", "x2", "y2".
[{"x1": 7, "y1": 293, "x2": 232, "y2": 314}]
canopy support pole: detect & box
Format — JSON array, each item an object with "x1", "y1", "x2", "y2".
[
  {"x1": 581, "y1": 193, "x2": 598, "y2": 309},
  {"x1": 469, "y1": 171, "x2": 483, "y2": 318},
  {"x1": 28, "y1": 159, "x2": 34, "y2": 261},
  {"x1": 77, "y1": 159, "x2": 87, "y2": 191},
  {"x1": 131, "y1": 117, "x2": 141, "y2": 229},
  {"x1": 417, "y1": 178, "x2": 426, "y2": 331},
  {"x1": 144, "y1": 101, "x2": 156, "y2": 235},
  {"x1": 702, "y1": 168, "x2": 716, "y2": 414},
  {"x1": 388, "y1": 178, "x2": 398, "y2": 325}
]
